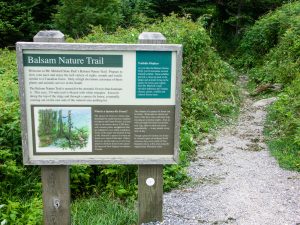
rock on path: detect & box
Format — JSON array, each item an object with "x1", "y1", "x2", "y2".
[{"x1": 147, "y1": 80, "x2": 300, "y2": 225}]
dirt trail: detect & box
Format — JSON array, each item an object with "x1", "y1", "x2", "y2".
[{"x1": 152, "y1": 76, "x2": 300, "y2": 225}]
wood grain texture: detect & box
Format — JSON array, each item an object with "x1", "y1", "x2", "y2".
[
  {"x1": 138, "y1": 165, "x2": 163, "y2": 224},
  {"x1": 41, "y1": 166, "x2": 71, "y2": 225}
]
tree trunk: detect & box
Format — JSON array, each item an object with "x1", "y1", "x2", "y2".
[
  {"x1": 67, "y1": 110, "x2": 72, "y2": 148},
  {"x1": 236, "y1": 0, "x2": 243, "y2": 37},
  {"x1": 58, "y1": 110, "x2": 64, "y2": 137}
]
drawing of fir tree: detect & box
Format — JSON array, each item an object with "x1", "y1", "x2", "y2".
[{"x1": 37, "y1": 108, "x2": 90, "y2": 150}]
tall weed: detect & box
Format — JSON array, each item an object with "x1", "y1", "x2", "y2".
[{"x1": 265, "y1": 77, "x2": 300, "y2": 171}]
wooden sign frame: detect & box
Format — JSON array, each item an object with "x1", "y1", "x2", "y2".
[{"x1": 16, "y1": 42, "x2": 182, "y2": 165}]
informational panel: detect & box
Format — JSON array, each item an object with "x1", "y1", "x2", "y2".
[{"x1": 16, "y1": 43, "x2": 182, "y2": 165}]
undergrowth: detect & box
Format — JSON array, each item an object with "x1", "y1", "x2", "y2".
[
  {"x1": 234, "y1": 1, "x2": 300, "y2": 70},
  {"x1": 72, "y1": 196, "x2": 136, "y2": 225},
  {"x1": 264, "y1": 77, "x2": 300, "y2": 172}
]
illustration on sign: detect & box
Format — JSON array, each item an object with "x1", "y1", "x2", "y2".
[{"x1": 33, "y1": 107, "x2": 92, "y2": 153}]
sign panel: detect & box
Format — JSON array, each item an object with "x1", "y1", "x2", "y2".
[{"x1": 16, "y1": 43, "x2": 182, "y2": 165}]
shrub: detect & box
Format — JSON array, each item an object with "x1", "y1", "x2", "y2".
[
  {"x1": 235, "y1": 1, "x2": 300, "y2": 69},
  {"x1": 265, "y1": 77, "x2": 300, "y2": 171},
  {"x1": 0, "y1": 197, "x2": 42, "y2": 225},
  {"x1": 0, "y1": 49, "x2": 42, "y2": 224},
  {"x1": 248, "y1": 23, "x2": 300, "y2": 85}
]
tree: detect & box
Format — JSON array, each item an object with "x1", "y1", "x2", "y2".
[
  {"x1": 148, "y1": 0, "x2": 213, "y2": 20},
  {"x1": 147, "y1": 0, "x2": 285, "y2": 52},
  {"x1": 214, "y1": 0, "x2": 284, "y2": 36},
  {"x1": 0, "y1": 1, "x2": 35, "y2": 47},
  {"x1": 53, "y1": 0, "x2": 122, "y2": 38},
  {"x1": 119, "y1": 0, "x2": 153, "y2": 27},
  {"x1": 31, "y1": 0, "x2": 58, "y2": 29},
  {"x1": 0, "y1": 0, "x2": 58, "y2": 47},
  {"x1": 57, "y1": 109, "x2": 64, "y2": 138},
  {"x1": 66, "y1": 110, "x2": 72, "y2": 148}
]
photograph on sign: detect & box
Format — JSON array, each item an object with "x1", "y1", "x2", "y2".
[{"x1": 16, "y1": 43, "x2": 182, "y2": 165}]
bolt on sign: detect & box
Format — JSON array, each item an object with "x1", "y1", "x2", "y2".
[{"x1": 16, "y1": 43, "x2": 182, "y2": 165}]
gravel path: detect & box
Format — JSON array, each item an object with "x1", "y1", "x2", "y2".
[{"x1": 147, "y1": 77, "x2": 300, "y2": 225}]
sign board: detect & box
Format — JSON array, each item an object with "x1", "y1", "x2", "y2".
[{"x1": 16, "y1": 43, "x2": 182, "y2": 165}]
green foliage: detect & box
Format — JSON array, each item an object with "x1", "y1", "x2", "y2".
[
  {"x1": 0, "y1": 1, "x2": 35, "y2": 47},
  {"x1": 69, "y1": 165, "x2": 137, "y2": 199},
  {"x1": 53, "y1": 0, "x2": 122, "y2": 38},
  {"x1": 235, "y1": 1, "x2": 300, "y2": 68},
  {"x1": 0, "y1": 49, "x2": 18, "y2": 80},
  {"x1": 269, "y1": 78, "x2": 300, "y2": 147},
  {"x1": 147, "y1": 0, "x2": 285, "y2": 54},
  {"x1": 0, "y1": 82, "x2": 20, "y2": 159},
  {"x1": 0, "y1": 0, "x2": 288, "y2": 49},
  {"x1": 72, "y1": 196, "x2": 136, "y2": 225},
  {"x1": 100, "y1": 166, "x2": 137, "y2": 199},
  {"x1": 249, "y1": 23, "x2": 300, "y2": 85},
  {"x1": 0, "y1": 198, "x2": 42, "y2": 225},
  {"x1": 265, "y1": 77, "x2": 300, "y2": 171},
  {"x1": 148, "y1": 0, "x2": 214, "y2": 20},
  {"x1": 120, "y1": 0, "x2": 154, "y2": 28},
  {"x1": 0, "y1": 50, "x2": 43, "y2": 224},
  {"x1": 0, "y1": 0, "x2": 58, "y2": 47},
  {"x1": 235, "y1": 1, "x2": 300, "y2": 172},
  {"x1": 0, "y1": 50, "x2": 22, "y2": 162},
  {"x1": 0, "y1": 149, "x2": 41, "y2": 199},
  {"x1": 213, "y1": 0, "x2": 284, "y2": 36}
]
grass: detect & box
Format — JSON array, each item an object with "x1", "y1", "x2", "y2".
[
  {"x1": 72, "y1": 196, "x2": 137, "y2": 225},
  {"x1": 264, "y1": 110, "x2": 300, "y2": 172},
  {"x1": 264, "y1": 134, "x2": 300, "y2": 172}
]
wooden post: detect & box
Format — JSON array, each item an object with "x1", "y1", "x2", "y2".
[
  {"x1": 41, "y1": 166, "x2": 71, "y2": 225},
  {"x1": 138, "y1": 165, "x2": 163, "y2": 224},
  {"x1": 34, "y1": 30, "x2": 71, "y2": 225},
  {"x1": 138, "y1": 32, "x2": 166, "y2": 224}
]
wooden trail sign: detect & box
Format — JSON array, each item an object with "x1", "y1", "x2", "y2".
[
  {"x1": 16, "y1": 30, "x2": 182, "y2": 225},
  {"x1": 17, "y1": 34, "x2": 182, "y2": 165}
]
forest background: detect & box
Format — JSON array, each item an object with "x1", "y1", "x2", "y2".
[{"x1": 0, "y1": 0, "x2": 299, "y2": 224}]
